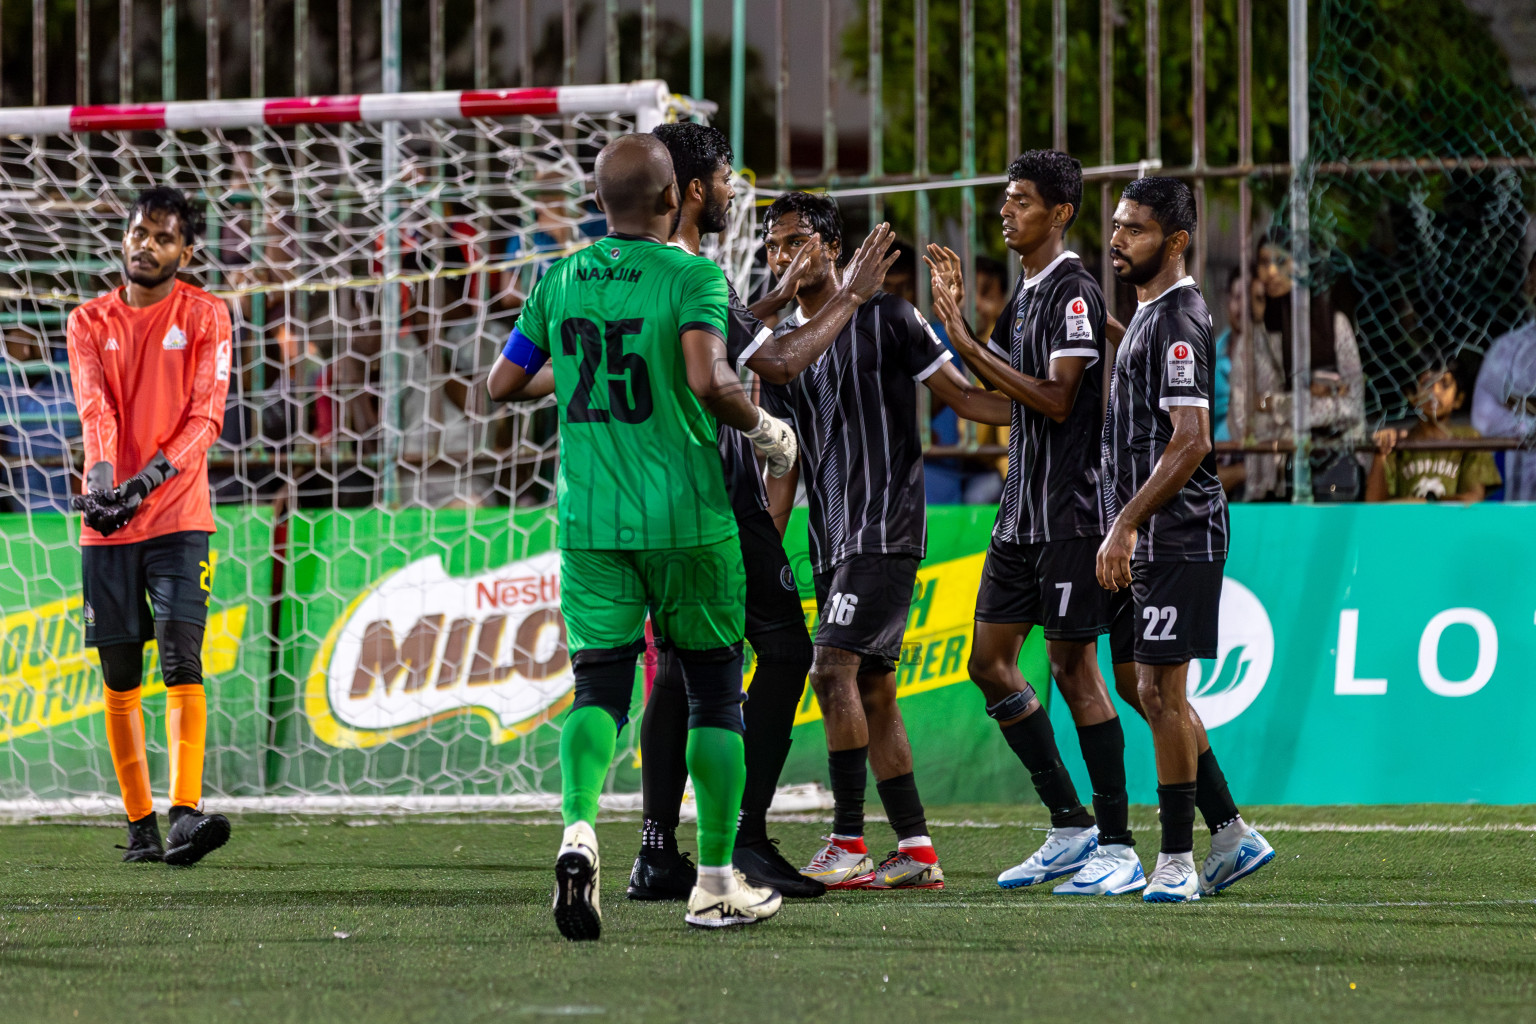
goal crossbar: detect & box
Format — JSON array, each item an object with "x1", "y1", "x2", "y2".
[{"x1": 0, "y1": 81, "x2": 676, "y2": 135}]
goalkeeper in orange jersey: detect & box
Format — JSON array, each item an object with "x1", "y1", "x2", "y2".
[{"x1": 67, "y1": 187, "x2": 234, "y2": 865}]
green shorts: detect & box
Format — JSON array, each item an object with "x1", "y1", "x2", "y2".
[{"x1": 561, "y1": 537, "x2": 746, "y2": 655}]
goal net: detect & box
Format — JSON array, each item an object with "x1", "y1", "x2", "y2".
[{"x1": 0, "y1": 83, "x2": 761, "y2": 816}]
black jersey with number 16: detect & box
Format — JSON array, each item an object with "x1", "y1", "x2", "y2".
[
  {"x1": 987, "y1": 251, "x2": 1108, "y2": 545},
  {"x1": 1100, "y1": 277, "x2": 1229, "y2": 562}
]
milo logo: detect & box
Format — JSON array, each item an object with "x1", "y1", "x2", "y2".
[
  {"x1": 305, "y1": 554, "x2": 574, "y2": 748},
  {"x1": 1186, "y1": 577, "x2": 1273, "y2": 728}
]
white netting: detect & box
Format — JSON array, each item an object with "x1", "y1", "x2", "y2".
[{"x1": 0, "y1": 90, "x2": 759, "y2": 807}]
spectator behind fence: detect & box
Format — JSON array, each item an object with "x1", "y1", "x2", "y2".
[
  {"x1": 0, "y1": 326, "x2": 79, "y2": 512},
  {"x1": 1472, "y1": 253, "x2": 1536, "y2": 500},
  {"x1": 1367, "y1": 359, "x2": 1500, "y2": 503},
  {"x1": 1246, "y1": 238, "x2": 1368, "y2": 501},
  {"x1": 1212, "y1": 268, "x2": 1248, "y2": 497}
]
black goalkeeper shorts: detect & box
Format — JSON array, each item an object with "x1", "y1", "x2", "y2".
[{"x1": 81, "y1": 531, "x2": 212, "y2": 647}]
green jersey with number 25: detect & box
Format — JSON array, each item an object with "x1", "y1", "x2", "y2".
[{"x1": 516, "y1": 235, "x2": 736, "y2": 551}]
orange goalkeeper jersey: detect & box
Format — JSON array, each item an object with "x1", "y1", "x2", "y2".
[{"x1": 67, "y1": 280, "x2": 233, "y2": 546}]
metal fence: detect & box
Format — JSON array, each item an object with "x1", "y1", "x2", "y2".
[{"x1": 2, "y1": 0, "x2": 1532, "y2": 506}]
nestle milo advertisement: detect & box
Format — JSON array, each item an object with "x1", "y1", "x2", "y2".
[{"x1": 0, "y1": 509, "x2": 272, "y2": 800}]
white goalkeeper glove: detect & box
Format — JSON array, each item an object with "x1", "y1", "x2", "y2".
[{"x1": 744, "y1": 406, "x2": 799, "y2": 478}]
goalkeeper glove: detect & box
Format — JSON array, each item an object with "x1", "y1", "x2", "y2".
[
  {"x1": 71, "y1": 451, "x2": 179, "y2": 537},
  {"x1": 744, "y1": 407, "x2": 799, "y2": 479}
]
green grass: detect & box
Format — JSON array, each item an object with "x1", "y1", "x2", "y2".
[{"x1": 3, "y1": 805, "x2": 1535, "y2": 1023}]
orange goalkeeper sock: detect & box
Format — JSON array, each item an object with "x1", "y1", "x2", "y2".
[
  {"x1": 165, "y1": 684, "x2": 207, "y2": 809},
  {"x1": 104, "y1": 688, "x2": 153, "y2": 821}
]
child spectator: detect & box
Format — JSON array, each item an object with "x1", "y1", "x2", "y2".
[{"x1": 1367, "y1": 359, "x2": 1501, "y2": 503}]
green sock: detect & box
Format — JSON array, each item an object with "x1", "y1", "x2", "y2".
[
  {"x1": 686, "y1": 726, "x2": 747, "y2": 867},
  {"x1": 560, "y1": 706, "x2": 619, "y2": 828}
]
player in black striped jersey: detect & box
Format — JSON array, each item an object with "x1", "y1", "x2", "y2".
[
  {"x1": 760, "y1": 192, "x2": 1012, "y2": 891},
  {"x1": 628, "y1": 123, "x2": 901, "y2": 902},
  {"x1": 1098, "y1": 177, "x2": 1274, "y2": 902},
  {"x1": 926, "y1": 150, "x2": 1144, "y2": 896}
]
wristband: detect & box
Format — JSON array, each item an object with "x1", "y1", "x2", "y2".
[{"x1": 502, "y1": 327, "x2": 549, "y2": 374}]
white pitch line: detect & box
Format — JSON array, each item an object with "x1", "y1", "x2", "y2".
[{"x1": 897, "y1": 899, "x2": 1534, "y2": 910}]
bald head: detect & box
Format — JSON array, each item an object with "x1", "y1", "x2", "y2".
[{"x1": 594, "y1": 134, "x2": 679, "y2": 236}]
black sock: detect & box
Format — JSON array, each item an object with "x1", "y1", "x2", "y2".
[
  {"x1": 875, "y1": 773, "x2": 929, "y2": 841},
  {"x1": 828, "y1": 746, "x2": 868, "y2": 837},
  {"x1": 737, "y1": 627, "x2": 813, "y2": 846},
  {"x1": 1077, "y1": 718, "x2": 1133, "y2": 847},
  {"x1": 639, "y1": 649, "x2": 689, "y2": 832},
  {"x1": 1195, "y1": 747, "x2": 1242, "y2": 834},
  {"x1": 1000, "y1": 709, "x2": 1096, "y2": 829},
  {"x1": 1157, "y1": 782, "x2": 1198, "y2": 855},
  {"x1": 640, "y1": 818, "x2": 677, "y2": 852}
]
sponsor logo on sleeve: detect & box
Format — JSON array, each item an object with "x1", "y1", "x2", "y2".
[
  {"x1": 1166, "y1": 341, "x2": 1195, "y2": 386},
  {"x1": 1064, "y1": 296, "x2": 1093, "y2": 341},
  {"x1": 215, "y1": 339, "x2": 231, "y2": 381}
]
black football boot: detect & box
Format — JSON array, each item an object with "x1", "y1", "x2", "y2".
[
  {"x1": 119, "y1": 811, "x2": 165, "y2": 863},
  {"x1": 163, "y1": 805, "x2": 231, "y2": 866}
]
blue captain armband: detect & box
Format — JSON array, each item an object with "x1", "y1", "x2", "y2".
[{"x1": 502, "y1": 327, "x2": 548, "y2": 373}]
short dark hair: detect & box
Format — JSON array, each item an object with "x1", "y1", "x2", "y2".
[
  {"x1": 976, "y1": 255, "x2": 1008, "y2": 289},
  {"x1": 1415, "y1": 355, "x2": 1465, "y2": 394},
  {"x1": 129, "y1": 186, "x2": 202, "y2": 246},
  {"x1": 651, "y1": 122, "x2": 733, "y2": 197},
  {"x1": 763, "y1": 191, "x2": 843, "y2": 256},
  {"x1": 1120, "y1": 177, "x2": 1196, "y2": 237},
  {"x1": 1007, "y1": 149, "x2": 1083, "y2": 230}
]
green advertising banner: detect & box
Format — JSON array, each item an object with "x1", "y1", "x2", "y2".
[{"x1": 0, "y1": 509, "x2": 273, "y2": 800}]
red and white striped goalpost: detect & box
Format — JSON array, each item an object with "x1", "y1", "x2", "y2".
[{"x1": 0, "y1": 81, "x2": 676, "y2": 136}]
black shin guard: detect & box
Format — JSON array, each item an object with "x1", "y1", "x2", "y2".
[
  {"x1": 1195, "y1": 747, "x2": 1243, "y2": 834},
  {"x1": 1157, "y1": 782, "x2": 1199, "y2": 855},
  {"x1": 571, "y1": 641, "x2": 646, "y2": 725},
  {"x1": 155, "y1": 620, "x2": 205, "y2": 688},
  {"x1": 640, "y1": 644, "x2": 689, "y2": 832},
  {"x1": 828, "y1": 746, "x2": 868, "y2": 837},
  {"x1": 676, "y1": 645, "x2": 746, "y2": 732},
  {"x1": 875, "y1": 772, "x2": 929, "y2": 841},
  {"x1": 737, "y1": 626, "x2": 813, "y2": 844},
  {"x1": 98, "y1": 643, "x2": 145, "y2": 693},
  {"x1": 1000, "y1": 708, "x2": 1095, "y2": 829},
  {"x1": 1077, "y1": 718, "x2": 1133, "y2": 847}
]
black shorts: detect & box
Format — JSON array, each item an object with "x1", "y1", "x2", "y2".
[
  {"x1": 738, "y1": 506, "x2": 807, "y2": 639},
  {"x1": 1108, "y1": 559, "x2": 1223, "y2": 666},
  {"x1": 811, "y1": 554, "x2": 920, "y2": 673},
  {"x1": 974, "y1": 534, "x2": 1110, "y2": 641},
  {"x1": 81, "y1": 531, "x2": 212, "y2": 647}
]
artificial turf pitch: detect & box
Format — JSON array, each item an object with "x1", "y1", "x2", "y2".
[{"x1": 2, "y1": 805, "x2": 1534, "y2": 1024}]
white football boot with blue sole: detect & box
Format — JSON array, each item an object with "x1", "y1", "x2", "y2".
[
  {"x1": 1142, "y1": 852, "x2": 1201, "y2": 903},
  {"x1": 1200, "y1": 825, "x2": 1276, "y2": 895},
  {"x1": 997, "y1": 825, "x2": 1099, "y2": 889},
  {"x1": 1052, "y1": 843, "x2": 1146, "y2": 895}
]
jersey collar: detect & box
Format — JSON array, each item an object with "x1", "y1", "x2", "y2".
[
  {"x1": 1018, "y1": 250, "x2": 1080, "y2": 291},
  {"x1": 1135, "y1": 275, "x2": 1199, "y2": 309}
]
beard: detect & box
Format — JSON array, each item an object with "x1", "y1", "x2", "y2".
[
  {"x1": 700, "y1": 191, "x2": 731, "y2": 235},
  {"x1": 125, "y1": 258, "x2": 178, "y2": 288},
  {"x1": 1111, "y1": 239, "x2": 1172, "y2": 286}
]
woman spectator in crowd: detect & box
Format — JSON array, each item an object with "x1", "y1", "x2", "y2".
[{"x1": 1473, "y1": 252, "x2": 1536, "y2": 500}]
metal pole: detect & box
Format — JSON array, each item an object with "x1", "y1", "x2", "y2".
[
  {"x1": 77, "y1": 0, "x2": 90, "y2": 103},
  {"x1": 1239, "y1": 0, "x2": 1255, "y2": 445},
  {"x1": 776, "y1": 0, "x2": 789, "y2": 184},
  {"x1": 961, "y1": 0, "x2": 976, "y2": 326},
  {"x1": 122, "y1": 0, "x2": 134, "y2": 101},
  {"x1": 433, "y1": 0, "x2": 447, "y2": 91},
  {"x1": 604, "y1": 0, "x2": 619, "y2": 85},
  {"x1": 516, "y1": 0, "x2": 528, "y2": 89},
  {"x1": 731, "y1": 0, "x2": 746, "y2": 170},
  {"x1": 206, "y1": 0, "x2": 218, "y2": 99},
  {"x1": 162, "y1": 0, "x2": 176, "y2": 101},
  {"x1": 1145, "y1": 0, "x2": 1159, "y2": 163},
  {"x1": 294, "y1": 0, "x2": 308, "y2": 95},
  {"x1": 381, "y1": 0, "x2": 402, "y2": 507},
  {"x1": 1100, "y1": 0, "x2": 1114, "y2": 304},
  {"x1": 475, "y1": 0, "x2": 488, "y2": 88},
  {"x1": 562, "y1": 0, "x2": 576, "y2": 86},
  {"x1": 822, "y1": 1, "x2": 837, "y2": 180},
  {"x1": 867, "y1": 0, "x2": 882, "y2": 223},
  {"x1": 690, "y1": 0, "x2": 703, "y2": 101},
  {"x1": 1191, "y1": 0, "x2": 1205, "y2": 287},
  {"x1": 642, "y1": 0, "x2": 656, "y2": 81},
  {"x1": 916, "y1": 0, "x2": 930, "y2": 312},
  {"x1": 1288, "y1": 0, "x2": 1312, "y2": 502},
  {"x1": 1052, "y1": 0, "x2": 1066, "y2": 152},
  {"x1": 1007, "y1": 0, "x2": 1020, "y2": 163},
  {"x1": 32, "y1": 0, "x2": 44, "y2": 105},
  {"x1": 337, "y1": 0, "x2": 351, "y2": 93}
]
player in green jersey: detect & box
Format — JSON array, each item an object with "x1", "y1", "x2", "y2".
[{"x1": 488, "y1": 134, "x2": 799, "y2": 939}]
